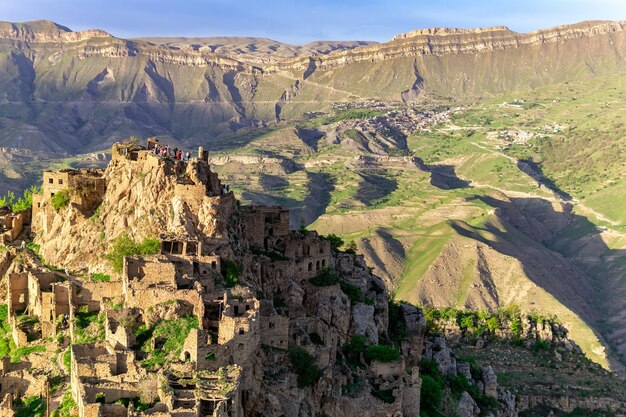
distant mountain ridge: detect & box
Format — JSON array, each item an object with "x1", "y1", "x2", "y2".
[{"x1": 0, "y1": 18, "x2": 625, "y2": 155}]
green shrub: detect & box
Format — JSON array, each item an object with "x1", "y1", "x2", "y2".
[
  {"x1": 0, "y1": 186, "x2": 39, "y2": 213},
  {"x1": 310, "y1": 268, "x2": 339, "y2": 286},
  {"x1": 419, "y1": 374, "x2": 443, "y2": 415},
  {"x1": 15, "y1": 396, "x2": 46, "y2": 417},
  {"x1": 105, "y1": 235, "x2": 160, "y2": 272},
  {"x1": 365, "y1": 345, "x2": 400, "y2": 363},
  {"x1": 340, "y1": 281, "x2": 363, "y2": 303},
  {"x1": 322, "y1": 234, "x2": 344, "y2": 250},
  {"x1": 140, "y1": 316, "x2": 199, "y2": 369},
  {"x1": 289, "y1": 347, "x2": 320, "y2": 388},
  {"x1": 345, "y1": 240, "x2": 358, "y2": 254},
  {"x1": 51, "y1": 190, "x2": 71, "y2": 211},
  {"x1": 388, "y1": 300, "x2": 407, "y2": 346},
  {"x1": 343, "y1": 334, "x2": 368, "y2": 368},
  {"x1": 222, "y1": 260, "x2": 242, "y2": 287}
]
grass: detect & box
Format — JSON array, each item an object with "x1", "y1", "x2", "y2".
[
  {"x1": 395, "y1": 222, "x2": 455, "y2": 303},
  {"x1": 139, "y1": 315, "x2": 199, "y2": 369},
  {"x1": 50, "y1": 390, "x2": 77, "y2": 417},
  {"x1": 90, "y1": 273, "x2": 110, "y2": 282},
  {"x1": 73, "y1": 307, "x2": 105, "y2": 343},
  {"x1": 105, "y1": 234, "x2": 160, "y2": 272}
]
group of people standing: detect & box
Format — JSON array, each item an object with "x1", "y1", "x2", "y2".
[{"x1": 154, "y1": 144, "x2": 192, "y2": 162}]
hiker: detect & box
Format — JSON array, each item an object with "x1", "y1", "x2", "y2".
[
  {"x1": 185, "y1": 151, "x2": 191, "y2": 161},
  {"x1": 20, "y1": 240, "x2": 26, "y2": 250},
  {"x1": 64, "y1": 267, "x2": 69, "y2": 277},
  {"x1": 177, "y1": 150, "x2": 182, "y2": 161},
  {"x1": 173, "y1": 147, "x2": 178, "y2": 158}
]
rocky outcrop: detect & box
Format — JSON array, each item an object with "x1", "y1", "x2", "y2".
[{"x1": 270, "y1": 20, "x2": 626, "y2": 73}]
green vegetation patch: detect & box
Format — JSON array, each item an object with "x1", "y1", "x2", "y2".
[
  {"x1": 289, "y1": 347, "x2": 320, "y2": 388},
  {"x1": 90, "y1": 273, "x2": 111, "y2": 282},
  {"x1": 105, "y1": 234, "x2": 160, "y2": 272},
  {"x1": 51, "y1": 390, "x2": 78, "y2": 417},
  {"x1": 310, "y1": 268, "x2": 339, "y2": 286},
  {"x1": 139, "y1": 315, "x2": 199, "y2": 370},
  {"x1": 51, "y1": 190, "x2": 71, "y2": 211},
  {"x1": 0, "y1": 186, "x2": 39, "y2": 213},
  {"x1": 15, "y1": 395, "x2": 46, "y2": 417}
]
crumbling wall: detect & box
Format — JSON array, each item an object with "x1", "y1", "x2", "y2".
[
  {"x1": 6, "y1": 273, "x2": 27, "y2": 313},
  {"x1": 79, "y1": 282, "x2": 123, "y2": 312},
  {"x1": 260, "y1": 314, "x2": 289, "y2": 350}
]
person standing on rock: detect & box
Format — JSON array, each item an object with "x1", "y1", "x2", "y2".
[
  {"x1": 177, "y1": 150, "x2": 182, "y2": 161},
  {"x1": 186, "y1": 151, "x2": 191, "y2": 161}
]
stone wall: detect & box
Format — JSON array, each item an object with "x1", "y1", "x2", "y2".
[
  {"x1": 79, "y1": 281, "x2": 124, "y2": 312},
  {"x1": 260, "y1": 314, "x2": 289, "y2": 350},
  {"x1": 6, "y1": 273, "x2": 27, "y2": 313}
]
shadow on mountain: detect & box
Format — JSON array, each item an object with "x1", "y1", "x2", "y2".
[
  {"x1": 428, "y1": 165, "x2": 470, "y2": 189},
  {"x1": 457, "y1": 194, "x2": 626, "y2": 371},
  {"x1": 356, "y1": 173, "x2": 398, "y2": 206},
  {"x1": 242, "y1": 172, "x2": 333, "y2": 228},
  {"x1": 295, "y1": 127, "x2": 325, "y2": 151},
  {"x1": 414, "y1": 157, "x2": 470, "y2": 190},
  {"x1": 517, "y1": 159, "x2": 572, "y2": 200}
]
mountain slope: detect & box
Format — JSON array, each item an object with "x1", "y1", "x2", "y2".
[{"x1": 0, "y1": 20, "x2": 625, "y2": 158}]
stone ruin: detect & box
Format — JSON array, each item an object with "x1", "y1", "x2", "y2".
[
  {"x1": 0, "y1": 206, "x2": 27, "y2": 246},
  {"x1": 0, "y1": 139, "x2": 426, "y2": 417}
]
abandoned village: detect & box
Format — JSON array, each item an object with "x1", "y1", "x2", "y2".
[{"x1": 0, "y1": 138, "x2": 427, "y2": 417}]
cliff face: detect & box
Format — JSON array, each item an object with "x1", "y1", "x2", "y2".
[{"x1": 1, "y1": 19, "x2": 625, "y2": 155}]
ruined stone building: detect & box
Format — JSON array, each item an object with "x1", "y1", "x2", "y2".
[
  {"x1": 0, "y1": 207, "x2": 27, "y2": 245},
  {"x1": 0, "y1": 140, "x2": 428, "y2": 417},
  {"x1": 6, "y1": 268, "x2": 73, "y2": 343}
]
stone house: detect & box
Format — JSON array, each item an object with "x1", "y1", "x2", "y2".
[{"x1": 0, "y1": 208, "x2": 27, "y2": 244}]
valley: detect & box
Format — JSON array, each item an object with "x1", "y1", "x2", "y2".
[{"x1": 0, "y1": 18, "x2": 625, "y2": 379}]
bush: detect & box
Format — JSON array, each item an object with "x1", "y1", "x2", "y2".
[
  {"x1": 51, "y1": 190, "x2": 71, "y2": 211},
  {"x1": 388, "y1": 301, "x2": 407, "y2": 346},
  {"x1": 365, "y1": 345, "x2": 400, "y2": 363},
  {"x1": 289, "y1": 347, "x2": 320, "y2": 388},
  {"x1": 0, "y1": 186, "x2": 39, "y2": 213},
  {"x1": 140, "y1": 316, "x2": 199, "y2": 369},
  {"x1": 340, "y1": 281, "x2": 363, "y2": 303},
  {"x1": 343, "y1": 335, "x2": 368, "y2": 367},
  {"x1": 345, "y1": 240, "x2": 358, "y2": 254},
  {"x1": 15, "y1": 396, "x2": 46, "y2": 417},
  {"x1": 419, "y1": 374, "x2": 443, "y2": 415},
  {"x1": 222, "y1": 260, "x2": 242, "y2": 287},
  {"x1": 310, "y1": 268, "x2": 339, "y2": 286},
  {"x1": 322, "y1": 234, "x2": 344, "y2": 250},
  {"x1": 105, "y1": 235, "x2": 160, "y2": 272}
]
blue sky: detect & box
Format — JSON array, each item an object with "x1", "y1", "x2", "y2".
[{"x1": 1, "y1": 0, "x2": 625, "y2": 43}]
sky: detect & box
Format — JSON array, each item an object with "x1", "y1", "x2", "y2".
[{"x1": 1, "y1": 0, "x2": 626, "y2": 44}]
